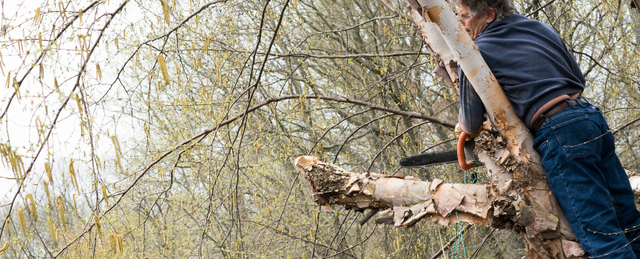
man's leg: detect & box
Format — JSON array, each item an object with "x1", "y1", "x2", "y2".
[
  {"x1": 597, "y1": 111, "x2": 640, "y2": 255},
  {"x1": 534, "y1": 105, "x2": 637, "y2": 258}
]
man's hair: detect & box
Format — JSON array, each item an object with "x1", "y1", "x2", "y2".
[{"x1": 456, "y1": 0, "x2": 515, "y2": 21}]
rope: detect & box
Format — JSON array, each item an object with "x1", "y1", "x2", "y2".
[
  {"x1": 453, "y1": 164, "x2": 489, "y2": 258},
  {"x1": 451, "y1": 211, "x2": 468, "y2": 259},
  {"x1": 464, "y1": 161, "x2": 488, "y2": 184},
  {"x1": 456, "y1": 164, "x2": 488, "y2": 258}
]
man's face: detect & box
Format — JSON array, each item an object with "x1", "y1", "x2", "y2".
[{"x1": 457, "y1": 4, "x2": 491, "y2": 40}]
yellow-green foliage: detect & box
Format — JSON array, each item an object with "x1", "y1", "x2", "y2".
[{"x1": 0, "y1": 0, "x2": 637, "y2": 258}]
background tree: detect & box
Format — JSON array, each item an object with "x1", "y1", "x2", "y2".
[{"x1": 0, "y1": 0, "x2": 638, "y2": 258}]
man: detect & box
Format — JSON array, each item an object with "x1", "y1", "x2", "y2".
[{"x1": 455, "y1": 0, "x2": 640, "y2": 258}]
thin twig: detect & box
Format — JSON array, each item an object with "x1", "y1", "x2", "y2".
[
  {"x1": 613, "y1": 116, "x2": 640, "y2": 135},
  {"x1": 333, "y1": 113, "x2": 395, "y2": 163},
  {"x1": 335, "y1": 212, "x2": 361, "y2": 256},
  {"x1": 0, "y1": 1, "x2": 101, "y2": 120},
  {"x1": 242, "y1": 0, "x2": 292, "y2": 254},
  {"x1": 311, "y1": 206, "x2": 322, "y2": 258},
  {"x1": 430, "y1": 224, "x2": 472, "y2": 259},
  {"x1": 184, "y1": 49, "x2": 430, "y2": 59},
  {"x1": 249, "y1": 221, "x2": 355, "y2": 258},
  {"x1": 470, "y1": 228, "x2": 496, "y2": 259},
  {"x1": 525, "y1": 0, "x2": 556, "y2": 17},
  {"x1": 324, "y1": 210, "x2": 354, "y2": 257},
  {"x1": 309, "y1": 109, "x2": 373, "y2": 154},
  {"x1": 325, "y1": 225, "x2": 377, "y2": 258},
  {"x1": 368, "y1": 120, "x2": 431, "y2": 171},
  {"x1": 100, "y1": 0, "x2": 228, "y2": 103}
]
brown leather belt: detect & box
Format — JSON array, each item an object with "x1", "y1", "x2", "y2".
[{"x1": 530, "y1": 98, "x2": 588, "y2": 134}]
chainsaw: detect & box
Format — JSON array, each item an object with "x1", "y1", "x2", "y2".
[
  {"x1": 399, "y1": 132, "x2": 481, "y2": 168},
  {"x1": 399, "y1": 141, "x2": 480, "y2": 167}
]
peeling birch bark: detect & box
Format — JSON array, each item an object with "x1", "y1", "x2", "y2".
[
  {"x1": 294, "y1": 156, "x2": 490, "y2": 227},
  {"x1": 406, "y1": 2, "x2": 458, "y2": 88}
]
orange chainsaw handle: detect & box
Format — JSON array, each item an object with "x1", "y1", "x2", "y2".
[
  {"x1": 457, "y1": 125, "x2": 481, "y2": 170},
  {"x1": 457, "y1": 132, "x2": 473, "y2": 170}
]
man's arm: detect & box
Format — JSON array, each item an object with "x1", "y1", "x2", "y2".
[{"x1": 458, "y1": 69, "x2": 485, "y2": 135}]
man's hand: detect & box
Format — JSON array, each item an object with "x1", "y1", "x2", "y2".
[{"x1": 455, "y1": 121, "x2": 490, "y2": 141}]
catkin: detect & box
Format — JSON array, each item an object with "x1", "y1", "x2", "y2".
[
  {"x1": 47, "y1": 216, "x2": 57, "y2": 245},
  {"x1": 34, "y1": 8, "x2": 41, "y2": 24},
  {"x1": 18, "y1": 208, "x2": 26, "y2": 236},
  {"x1": 109, "y1": 233, "x2": 117, "y2": 253},
  {"x1": 0, "y1": 241, "x2": 9, "y2": 255},
  {"x1": 73, "y1": 194, "x2": 79, "y2": 217},
  {"x1": 102, "y1": 184, "x2": 109, "y2": 205},
  {"x1": 26, "y1": 194, "x2": 37, "y2": 221},
  {"x1": 95, "y1": 216, "x2": 102, "y2": 236},
  {"x1": 68, "y1": 159, "x2": 79, "y2": 193},
  {"x1": 4, "y1": 71, "x2": 10, "y2": 88},
  {"x1": 96, "y1": 63, "x2": 102, "y2": 81},
  {"x1": 56, "y1": 196, "x2": 66, "y2": 230},
  {"x1": 43, "y1": 180, "x2": 51, "y2": 208},
  {"x1": 4, "y1": 219, "x2": 10, "y2": 236},
  {"x1": 117, "y1": 234, "x2": 123, "y2": 253},
  {"x1": 159, "y1": 55, "x2": 170, "y2": 85},
  {"x1": 111, "y1": 136, "x2": 123, "y2": 174},
  {"x1": 161, "y1": 0, "x2": 170, "y2": 25},
  {"x1": 144, "y1": 123, "x2": 150, "y2": 138},
  {"x1": 75, "y1": 94, "x2": 83, "y2": 115}
]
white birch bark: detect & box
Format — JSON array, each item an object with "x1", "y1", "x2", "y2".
[{"x1": 406, "y1": 2, "x2": 459, "y2": 88}]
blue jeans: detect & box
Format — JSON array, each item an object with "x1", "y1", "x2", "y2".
[{"x1": 533, "y1": 99, "x2": 640, "y2": 258}]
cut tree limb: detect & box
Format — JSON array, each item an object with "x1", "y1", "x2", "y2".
[{"x1": 294, "y1": 156, "x2": 490, "y2": 227}]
